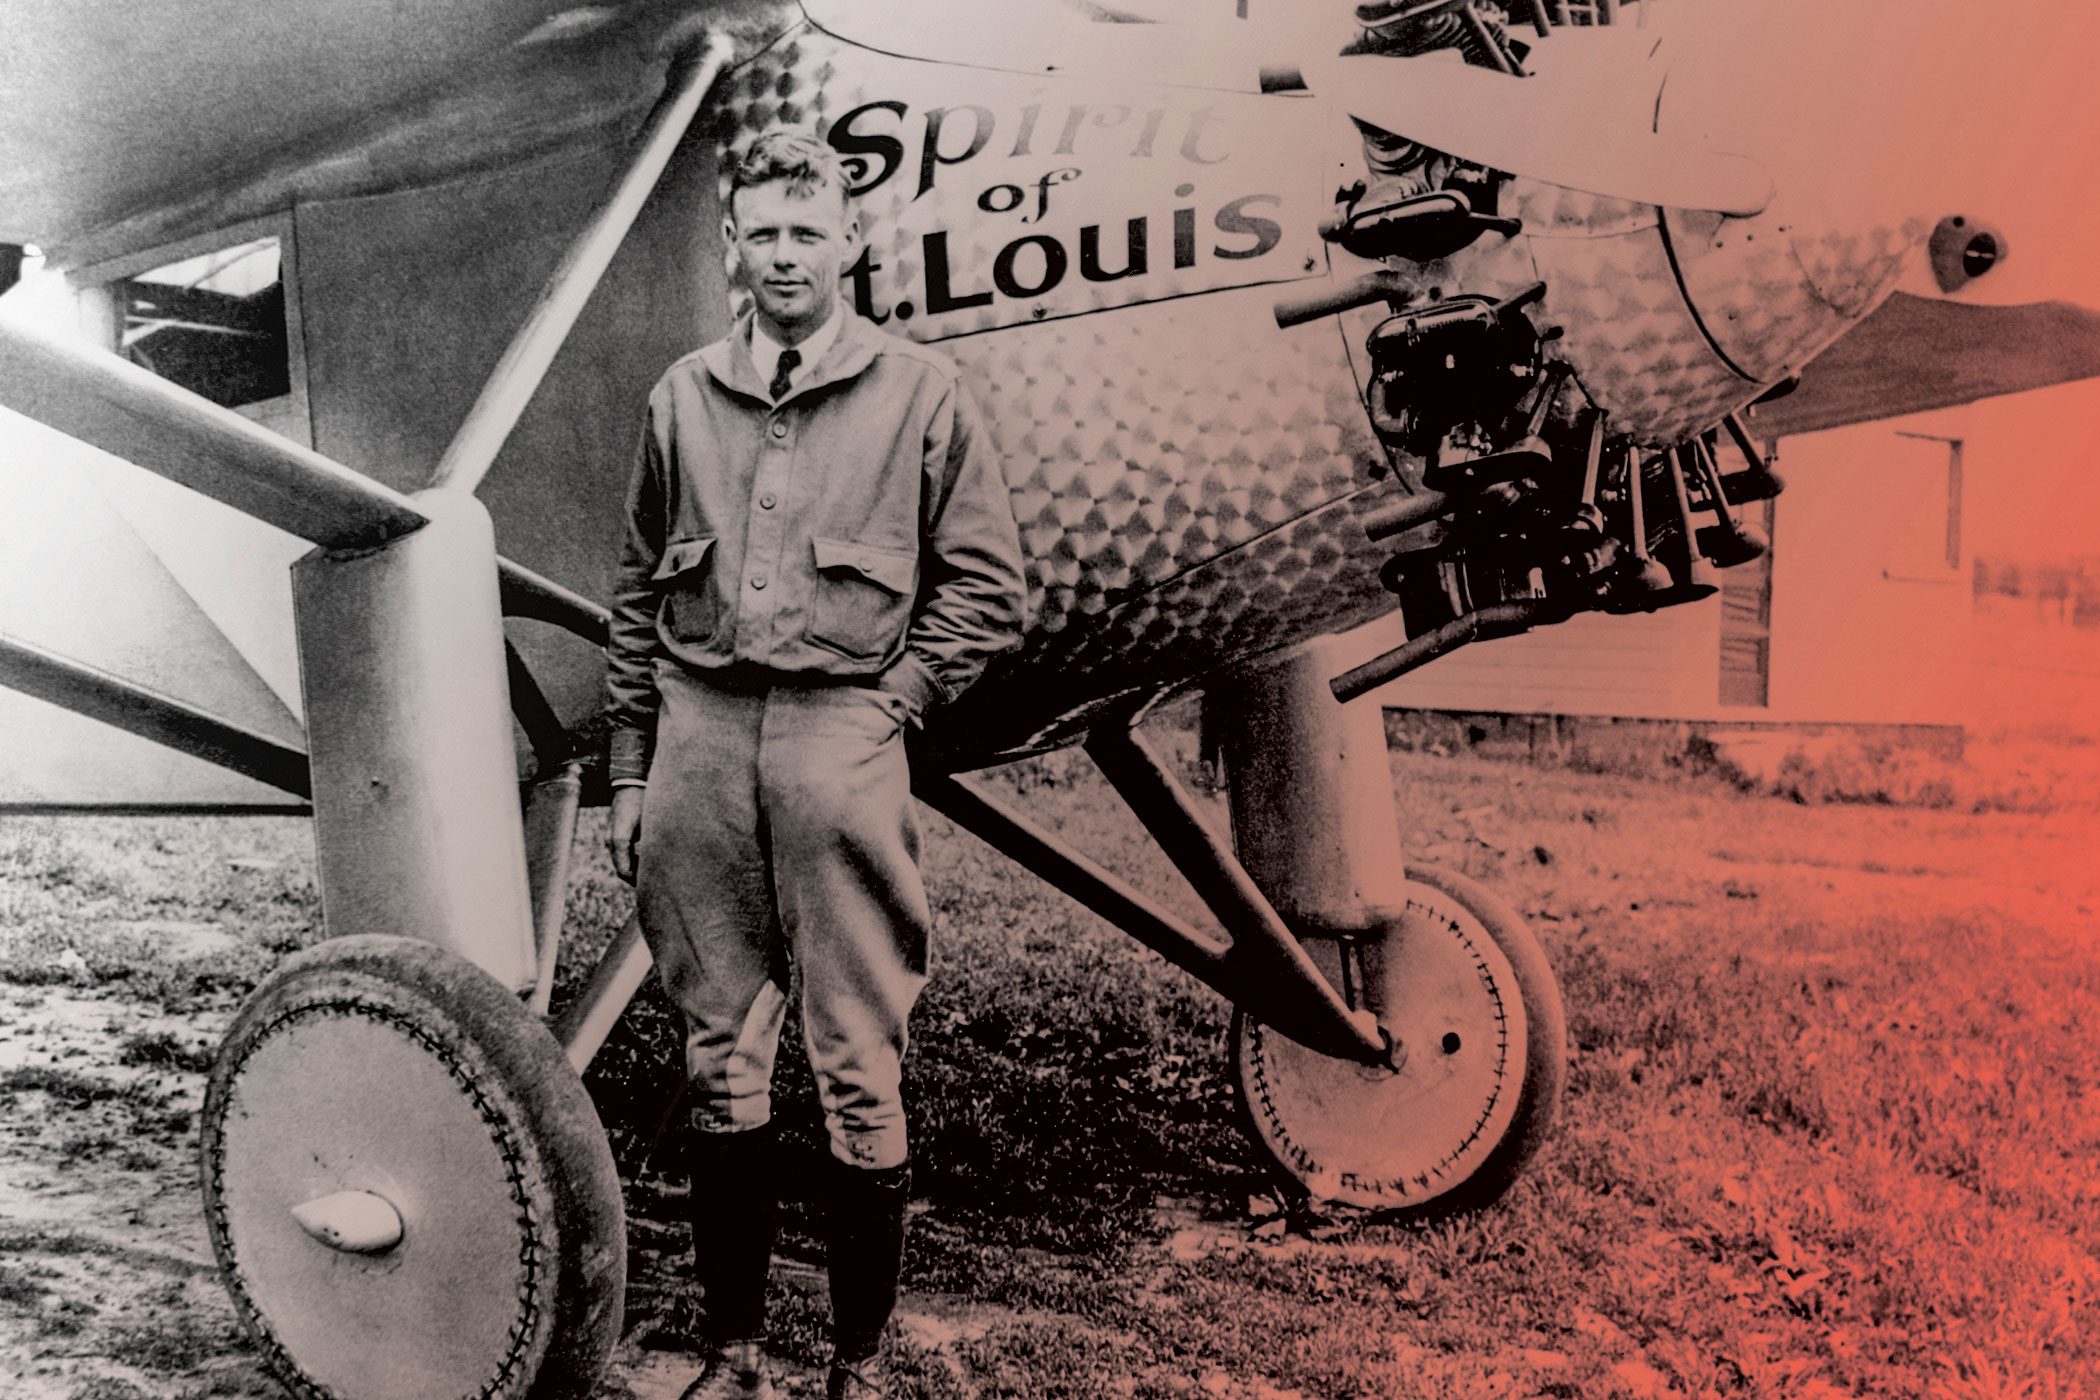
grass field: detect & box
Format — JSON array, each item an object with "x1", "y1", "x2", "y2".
[{"x1": 0, "y1": 703, "x2": 2095, "y2": 1398}]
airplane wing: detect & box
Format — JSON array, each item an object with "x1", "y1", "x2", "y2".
[
  {"x1": 0, "y1": 0, "x2": 597, "y2": 254},
  {"x1": 1749, "y1": 293, "x2": 2100, "y2": 439}
]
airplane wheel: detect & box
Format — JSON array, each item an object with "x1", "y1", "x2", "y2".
[
  {"x1": 1233, "y1": 864, "x2": 1565, "y2": 1215},
  {"x1": 200, "y1": 935, "x2": 626, "y2": 1400}
]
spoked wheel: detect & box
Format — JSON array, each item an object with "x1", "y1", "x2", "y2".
[
  {"x1": 1233, "y1": 864, "x2": 1566, "y2": 1215},
  {"x1": 201, "y1": 936, "x2": 626, "y2": 1400}
]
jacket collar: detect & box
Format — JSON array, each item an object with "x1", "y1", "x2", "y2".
[{"x1": 698, "y1": 306, "x2": 882, "y2": 406}]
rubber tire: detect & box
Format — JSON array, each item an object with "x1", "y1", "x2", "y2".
[
  {"x1": 1232, "y1": 863, "x2": 1566, "y2": 1219},
  {"x1": 1399, "y1": 863, "x2": 1566, "y2": 1216},
  {"x1": 200, "y1": 935, "x2": 626, "y2": 1400}
]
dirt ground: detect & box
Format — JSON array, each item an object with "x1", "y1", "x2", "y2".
[{"x1": 1, "y1": 652, "x2": 2097, "y2": 1397}]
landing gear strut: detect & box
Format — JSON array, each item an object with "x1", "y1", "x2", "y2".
[
  {"x1": 1235, "y1": 864, "x2": 1564, "y2": 1212},
  {"x1": 922, "y1": 637, "x2": 1568, "y2": 1213},
  {"x1": 1210, "y1": 637, "x2": 1565, "y2": 1211}
]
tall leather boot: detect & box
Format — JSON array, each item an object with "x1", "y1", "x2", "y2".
[
  {"x1": 688, "y1": 1120, "x2": 781, "y2": 1349},
  {"x1": 821, "y1": 1154, "x2": 910, "y2": 1397}
]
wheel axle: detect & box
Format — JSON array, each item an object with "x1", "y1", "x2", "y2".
[{"x1": 290, "y1": 1190, "x2": 404, "y2": 1256}]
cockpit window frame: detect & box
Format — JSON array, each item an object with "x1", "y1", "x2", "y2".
[{"x1": 71, "y1": 212, "x2": 311, "y2": 449}]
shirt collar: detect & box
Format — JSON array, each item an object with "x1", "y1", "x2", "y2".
[
  {"x1": 749, "y1": 305, "x2": 844, "y2": 394},
  {"x1": 699, "y1": 307, "x2": 880, "y2": 404}
]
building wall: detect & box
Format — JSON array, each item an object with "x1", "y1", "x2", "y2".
[{"x1": 1764, "y1": 415, "x2": 1971, "y2": 726}]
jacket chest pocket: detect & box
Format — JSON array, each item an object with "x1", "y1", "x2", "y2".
[
  {"x1": 652, "y1": 536, "x2": 722, "y2": 644},
  {"x1": 807, "y1": 537, "x2": 916, "y2": 660}
]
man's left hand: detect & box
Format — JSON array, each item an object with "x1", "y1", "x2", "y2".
[
  {"x1": 874, "y1": 653, "x2": 941, "y2": 724},
  {"x1": 608, "y1": 786, "x2": 646, "y2": 883}
]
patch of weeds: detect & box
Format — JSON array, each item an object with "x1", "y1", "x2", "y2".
[
  {"x1": 39, "y1": 1295, "x2": 94, "y2": 1337},
  {"x1": 906, "y1": 1221, "x2": 1113, "y2": 1317},
  {"x1": 168, "y1": 1373, "x2": 287, "y2": 1400},
  {"x1": 104, "y1": 1319, "x2": 240, "y2": 1374},
  {"x1": 1739, "y1": 1079, "x2": 1833, "y2": 1140},
  {"x1": 1766, "y1": 743, "x2": 1960, "y2": 810},
  {"x1": 31, "y1": 857, "x2": 123, "y2": 902},
  {"x1": 0, "y1": 1223, "x2": 104, "y2": 1256},
  {"x1": 0, "y1": 1259, "x2": 49, "y2": 1305},
  {"x1": 68, "y1": 1381, "x2": 156, "y2": 1400},
  {"x1": 0, "y1": 1065, "x2": 189, "y2": 1146},
  {"x1": 56, "y1": 1131, "x2": 120, "y2": 1168},
  {"x1": 79, "y1": 929, "x2": 275, "y2": 1016},
  {"x1": 0, "y1": 1065, "x2": 125, "y2": 1108},
  {"x1": 116, "y1": 1030, "x2": 215, "y2": 1075},
  {"x1": 256, "y1": 923, "x2": 312, "y2": 955},
  {"x1": 131, "y1": 1100, "x2": 193, "y2": 1141},
  {"x1": 134, "y1": 1280, "x2": 190, "y2": 1311},
  {"x1": 0, "y1": 923, "x2": 93, "y2": 987}
]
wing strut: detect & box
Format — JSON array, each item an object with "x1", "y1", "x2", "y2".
[
  {"x1": 427, "y1": 33, "x2": 736, "y2": 498},
  {"x1": 0, "y1": 318, "x2": 428, "y2": 550},
  {"x1": 0, "y1": 634, "x2": 311, "y2": 797}
]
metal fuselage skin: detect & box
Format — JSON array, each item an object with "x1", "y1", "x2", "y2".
[{"x1": 690, "y1": 18, "x2": 1926, "y2": 763}]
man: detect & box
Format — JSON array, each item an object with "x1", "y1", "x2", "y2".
[{"x1": 603, "y1": 130, "x2": 1028, "y2": 1400}]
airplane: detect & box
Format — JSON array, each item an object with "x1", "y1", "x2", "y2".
[{"x1": 6, "y1": 1, "x2": 2100, "y2": 1397}]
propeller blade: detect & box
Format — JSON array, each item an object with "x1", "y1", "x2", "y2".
[
  {"x1": 1300, "y1": 50, "x2": 1771, "y2": 216},
  {"x1": 798, "y1": 0, "x2": 1349, "y2": 92},
  {"x1": 802, "y1": 0, "x2": 1080, "y2": 77}
]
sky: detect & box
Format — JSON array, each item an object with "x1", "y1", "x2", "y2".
[
  {"x1": 1890, "y1": 0, "x2": 2100, "y2": 560},
  {"x1": 1906, "y1": 8, "x2": 2100, "y2": 563}
]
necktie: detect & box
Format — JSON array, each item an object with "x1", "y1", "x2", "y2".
[{"x1": 769, "y1": 347, "x2": 800, "y2": 403}]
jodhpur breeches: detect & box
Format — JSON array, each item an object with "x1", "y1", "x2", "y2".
[{"x1": 635, "y1": 662, "x2": 929, "y2": 1169}]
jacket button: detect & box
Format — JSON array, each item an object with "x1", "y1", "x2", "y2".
[
  {"x1": 750, "y1": 575, "x2": 768, "y2": 590},
  {"x1": 758, "y1": 494, "x2": 777, "y2": 510},
  {"x1": 771, "y1": 420, "x2": 787, "y2": 439}
]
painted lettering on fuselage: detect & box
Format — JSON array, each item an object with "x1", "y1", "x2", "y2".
[
  {"x1": 828, "y1": 97, "x2": 1295, "y2": 330},
  {"x1": 715, "y1": 36, "x2": 1323, "y2": 342}
]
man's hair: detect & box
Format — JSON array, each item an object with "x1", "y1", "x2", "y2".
[{"x1": 728, "y1": 130, "x2": 852, "y2": 209}]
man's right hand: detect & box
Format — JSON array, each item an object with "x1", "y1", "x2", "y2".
[{"x1": 608, "y1": 786, "x2": 646, "y2": 884}]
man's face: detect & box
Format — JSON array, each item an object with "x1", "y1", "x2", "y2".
[{"x1": 725, "y1": 180, "x2": 859, "y2": 342}]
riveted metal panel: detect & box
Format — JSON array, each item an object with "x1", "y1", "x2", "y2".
[{"x1": 1663, "y1": 200, "x2": 1926, "y2": 386}]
